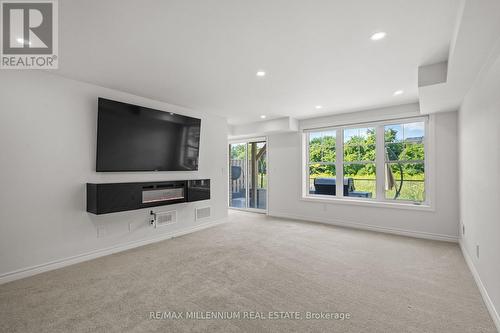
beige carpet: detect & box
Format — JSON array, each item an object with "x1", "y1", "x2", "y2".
[{"x1": 0, "y1": 211, "x2": 496, "y2": 333}]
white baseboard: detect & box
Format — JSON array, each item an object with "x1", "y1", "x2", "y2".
[
  {"x1": 0, "y1": 218, "x2": 227, "y2": 285},
  {"x1": 459, "y1": 240, "x2": 500, "y2": 332},
  {"x1": 268, "y1": 211, "x2": 458, "y2": 243}
]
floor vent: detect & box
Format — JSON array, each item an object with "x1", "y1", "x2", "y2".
[
  {"x1": 195, "y1": 206, "x2": 211, "y2": 220},
  {"x1": 153, "y1": 210, "x2": 177, "y2": 228}
]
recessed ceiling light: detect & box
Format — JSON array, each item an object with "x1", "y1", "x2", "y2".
[
  {"x1": 260, "y1": 115, "x2": 267, "y2": 119},
  {"x1": 256, "y1": 71, "x2": 266, "y2": 77},
  {"x1": 370, "y1": 32, "x2": 386, "y2": 41},
  {"x1": 315, "y1": 105, "x2": 323, "y2": 109},
  {"x1": 393, "y1": 90, "x2": 404, "y2": 96}
]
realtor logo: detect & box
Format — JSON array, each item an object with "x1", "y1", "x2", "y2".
[{"x1": 1, "y1": 0, "x2": 58, "y2": 69}]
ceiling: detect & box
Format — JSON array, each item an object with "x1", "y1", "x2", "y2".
[{"x1": 56, "y1": 0, "x2": 460, "y2": 124}]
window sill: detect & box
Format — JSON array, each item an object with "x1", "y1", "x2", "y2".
[{"x1": 300, "y1": 195, "x2": 434, "y2": 211}]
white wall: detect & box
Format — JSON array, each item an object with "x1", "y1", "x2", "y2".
[
  {"x1": 0, "y1": 71, "x2": 228, "y2": 280},
  {"x1": 229, "y1": 117, "x2": 298, "y2": 139},
  {"x1": 459, "y1": 49, "x2": 500, "y2": 327},
  {"x1": 267, "y1": 104, "x2": 459, "y2": 240}
]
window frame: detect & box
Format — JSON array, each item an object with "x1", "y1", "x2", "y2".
[
  {"x1": 306, "y1": 129, "x2": 338, "y2": 196},
  {"x1": 302, "y1": 116, "x2": 433, "y2": 210}
]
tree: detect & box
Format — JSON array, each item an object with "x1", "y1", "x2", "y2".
[
  {"x1": 307, "y1": 128, "x2": 424, "y2": 179},
  {"x1": 308, "y1": 136, "x2": 336, "y2": 176},
  {"x1": 230, "y1": 144, "x2": 246, "y2": 160},
  {"x1": 343, "y1": 129, "x2": 376, "y2": 177}
]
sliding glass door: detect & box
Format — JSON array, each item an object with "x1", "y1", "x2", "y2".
[{"x1": 229, "y1": 139, "x2": 267, "y2": 212}]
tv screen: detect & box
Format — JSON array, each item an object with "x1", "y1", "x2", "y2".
[{"x1": 96, "y1": 98, "x2": 201, "y2": 172}]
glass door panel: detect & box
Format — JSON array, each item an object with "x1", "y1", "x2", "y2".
[
  {"x1": 229, "y1": 139, "x2": 267, "y2": 211},
  {"x1": 229, "y1": 143, "x2": 247, "y2": 208},
  {"x1": 248, "y1": 141, "x2": 267, "y2": 210}
]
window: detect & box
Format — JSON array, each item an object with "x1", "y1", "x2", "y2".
[
  {"x1": 343, "y1": 127, "x2": 376, "y2": 199},
  {"x1": 307, "y1": 130, "x2": 336, "y2": 196},
  {"x1": 384, "y1": 122, "x2": 425, "y2": 202},
  {"x1": 304, "y1": 118, "x2": 428, "y2": 206}
]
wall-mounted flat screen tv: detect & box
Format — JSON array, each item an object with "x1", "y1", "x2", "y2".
[{"x1": 96, "y1": 98, "x2": 201, "y2": 172}]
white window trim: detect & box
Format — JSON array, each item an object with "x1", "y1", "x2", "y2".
[{"x1": 301, "y1": 115, "x2": 434, "y2": 211}]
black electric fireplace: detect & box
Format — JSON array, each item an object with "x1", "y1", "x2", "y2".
[{"x1": 86, "y1": 179, "x2": 210, "y2": 215}]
